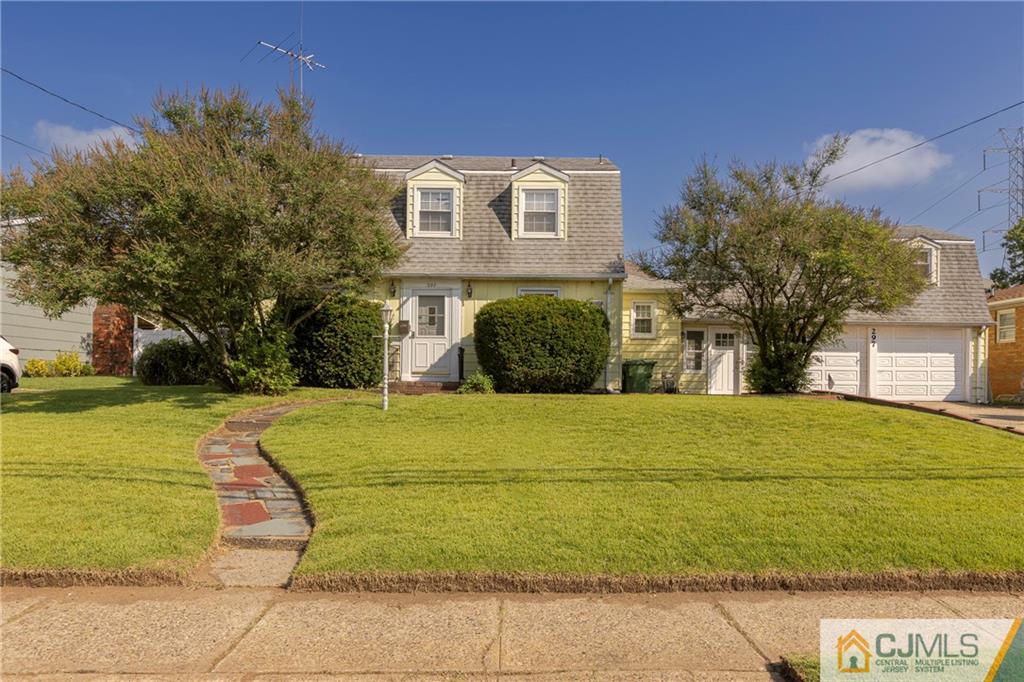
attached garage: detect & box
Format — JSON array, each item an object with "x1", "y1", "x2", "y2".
[
  {"x1": 807, "y1": 328, "x2": 864, "y2": 395},
  {"x1": 874, "y1": 326, "x2": 965, "y2": 401}
]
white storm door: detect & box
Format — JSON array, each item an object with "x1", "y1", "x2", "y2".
[
  {"x1": 411, "y1": 291, "x2": 452, "y2": 376},
  {"x1": 708, "y1": 328, "x2": 737, "y2": 395}
]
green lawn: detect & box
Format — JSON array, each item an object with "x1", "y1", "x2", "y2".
[
  {"x1": 1, "y1": 377, "x2": 346, "y2": 576},
  {"x1": 782, "y1": 655, "x2": 820, "y2": 682},
  {"x1": 259, "y1": 394, "x2": 1024, "y2": 581}
]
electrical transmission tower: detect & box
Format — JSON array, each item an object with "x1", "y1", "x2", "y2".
[{"x1": 979, "y1": 127, "x2": 1024, "y2": 252}]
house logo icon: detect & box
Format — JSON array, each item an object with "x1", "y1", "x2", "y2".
[{"x1": 836, "y1": 629, "x2": 871, "y2": 673}]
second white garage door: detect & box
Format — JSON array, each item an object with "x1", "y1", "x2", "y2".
[{"x1": 875, "y1": 326, "x2": 965, "y2": 401}]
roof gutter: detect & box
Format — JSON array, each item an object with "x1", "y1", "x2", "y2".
[
  {"x1": 384, "y1": 272, "x2": 627, "y2": 281},
  {"x1": 989, "y1": 296, "x2": 1024, "y2": 308}
]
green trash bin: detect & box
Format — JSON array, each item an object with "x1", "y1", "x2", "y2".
[{"x1": 621, "y1": 359, "x2": 657, "y2": 393}]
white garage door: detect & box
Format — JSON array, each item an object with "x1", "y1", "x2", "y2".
[
  {"x1": 807, "y1": 329, "x2": 864, "y2": 395},
  {"x1": 875, "y1": 326, "x2": 964, "y2": 401}
]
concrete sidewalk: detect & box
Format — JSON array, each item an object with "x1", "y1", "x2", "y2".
[{"x1": 2, "y1": 587, "x2": 1022, "y2": 679}]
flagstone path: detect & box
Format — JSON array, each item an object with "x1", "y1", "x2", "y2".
[{"x1": 195, "y1": 404, "x2": 313, "y2": 587}]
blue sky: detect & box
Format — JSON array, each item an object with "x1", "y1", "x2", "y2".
[{"x1": 2, "y1": 2, "x2": 1022, "y2": 276}]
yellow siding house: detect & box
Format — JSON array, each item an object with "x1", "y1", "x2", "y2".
[{"x1": 368, "y1": 155, "x2": 625, "y2": 390}]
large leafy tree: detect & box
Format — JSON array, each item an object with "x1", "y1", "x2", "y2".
[
  {"x1": 989, "y1": 218, "x2": 1024, "y2": 290},
  {"x1": 640, "y1": 137, "x2": 927, "y2": 393},
  {"x1": 2, "y1": 88, "x2": 402, "y2": 392}
]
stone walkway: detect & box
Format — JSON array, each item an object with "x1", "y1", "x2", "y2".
[
  {"x1": 2, "y1": 586, "x2": 1021, "y2": 678},
  {"x1": 195, "y1": 404, "x2": 312, "y2": 587}
]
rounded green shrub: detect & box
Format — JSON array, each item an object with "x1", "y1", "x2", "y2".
[
  {"x1": 289, "y1": 295, "x2": 381, "y2": 388},
  {"x1": 135, "y1": 338, "x2": 208, "y2": 386},
  {"x1": 474, "y1": 297, "x2": 609, "y2": 393},
  {"x1": 457, "y1": 370, "x2": 495, "y2": 394}
]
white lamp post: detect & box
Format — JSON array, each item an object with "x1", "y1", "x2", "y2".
[{"x1": 380, "y1": 302, "x2": 393, "y2": 411}]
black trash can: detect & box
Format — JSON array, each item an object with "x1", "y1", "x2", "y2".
[{"x1": 621, "y1": 359, "x2": 657, "y2": 393}]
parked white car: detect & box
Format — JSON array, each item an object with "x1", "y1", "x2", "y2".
[{"x1": 1, "y1": 336, "x2": 23, "y2": 392}]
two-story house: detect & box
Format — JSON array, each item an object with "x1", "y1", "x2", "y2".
[
  {"x1": 620, "y1": 226, "x2": 992, "y2": 402},
  {"x1": 366, "y1": 155, "x2": 625, "y2": 389}
]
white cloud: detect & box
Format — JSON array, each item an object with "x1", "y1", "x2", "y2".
[
  {"x1": 808, "y1": 128, "x2": 952, "y2": 194},
  {"x1": 32, "y1": 120, "x2": 135, "y2": 154}
]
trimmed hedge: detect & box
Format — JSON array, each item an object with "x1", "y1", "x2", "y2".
[
  {"x1": 290, "y1": 296, "x2": 381, "y2": 388},
  {"x1": 474, "y1": 296, "x2": 609, "y2": 393},
  {"x1": 135, "y1": 338, "x2": 208, "y2": 385}
]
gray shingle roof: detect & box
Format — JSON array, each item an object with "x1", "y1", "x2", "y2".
[
  {"x1": 362, "y1": 155, "x2": 618, "y2": 172},
  {"x1": 372, "y1": 159, "x2": 625, "y2": 279},
  {"x1": 846, "y1": 226, "x2": 990, "y2": 326},
  {"x1": 625, "y1": 225, "x2": 991, "y2": 326}
]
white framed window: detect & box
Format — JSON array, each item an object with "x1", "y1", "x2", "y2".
[
  {"x1": 913, "y1": 246, "x2": 938, "y2": 284},
  {"x1": 713, "y1": 332, "x2": 736, "y2": 349},
  {"x1": 415, "y1": 188, "x2": 455, "y2": 236},
  {"x1": 631, "y1": 301, "x2": 656, "y2": 339},
  {"x1": 517, "y1": 287, "x2": 560, "y2": 297},
  {"x1": 997, "y1": 309, "x2": 1016, "y2": 343},
  {"x1": 519, "y1": 188, "x2": 560, "y2": 238},
  {"x1": 683, "y1": 329, "x2": 705, "y2": 371}
]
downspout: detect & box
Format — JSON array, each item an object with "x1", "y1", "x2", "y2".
[{"x1": 605, "y1": 277, "x2": 613, "y2": 392}]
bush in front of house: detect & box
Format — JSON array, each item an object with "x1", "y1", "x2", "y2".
[
  {"x1": 24, "y1": 358, "x2": 52, "y2": 377},
  {"x1": 24, "y1": 353, "x2": 95, "y2": 377},
  {"x1": 136, "y1": 338, "x2": 208, "y2": 386},
  {"x1": 289, "y1": 295, "x2": 381, "y2": 389},
  {"x1": 457, "y1": 370, "x2": 495, "y2": 394},
  {"x1": 227, "y1": 324, "x2": 297, "y2": 395},
  {"x1": 474, "y1": 296, "x2": 609, "y2": 393}
]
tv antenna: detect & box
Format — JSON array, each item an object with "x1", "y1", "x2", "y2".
[{"x1": 249, "y1": 1, "x2": 326, "y2": 96}]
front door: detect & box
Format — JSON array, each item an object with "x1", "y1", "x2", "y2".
[
  {"x1": 410, "y1": 291, "x2": 453, "y2": 376},
  {"x1": 707, "y1": 328, "x2": 737, "y2": 395}
]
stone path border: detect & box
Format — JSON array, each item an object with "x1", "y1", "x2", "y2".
[
  {"x1": 198, "y1": 404, "x2": 312, "y2": 548},
  {"x1": 195, "y1": 403, "x2": 316, "y2": 587}
]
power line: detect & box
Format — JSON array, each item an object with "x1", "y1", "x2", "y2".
[
  {"x1": 821, "y1": 100, "x2": 1024, "y2": 189},
  {"x1": 945, "y1": 200, "x2": 1008, "y2": 231},
  {"x1": 1, "y1": 67, "x2": 141, "y2": 134},
  {"x1": 906, "y1": 161, "x2": 1007, "y2": 223},
  {"x1": 1, "y1": 133, "x2": 50, "y2": 158}
]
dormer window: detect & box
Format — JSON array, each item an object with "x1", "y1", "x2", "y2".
[
  {"x1": 911, "y1": 240, "x2": 940, "y2": 285},
  {"x1": 522, "y1": 189, "x2": 558, "y2": 235},
  {"x1": 417, "y1": 189, "x2": 454, "y2": 234},
  {"x1": 404, "y1": 159, "x2": 464, "y2": 238},
  {"x1": 913, "y1": 248, "x2": 932, "y2": 279},
  {"x1": 511, "y1": 161, "x2": 569, "y2": 240}
]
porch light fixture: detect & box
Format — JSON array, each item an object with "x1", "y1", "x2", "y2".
[
  {"x1": 380, "y1": 302, "x2": 394, "y2": 411},
  {"x1": 466, "y1": 281, "x2": 473, "y2": 298}
]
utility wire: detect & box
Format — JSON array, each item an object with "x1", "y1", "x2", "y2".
[
  {"x1": 1, "y1": 133, "x2": 50, "y2": 158},
  {"x1": 906, "y1": 160, "x2": 1007, "y2": 223},
  {"x1": 1, "y1": 67, "x2": 141, "y2": 134},
  {"x1": 946, "y1": 200, "x2": 1008, "y2": 231},
  {"x1": 821, "y1": 100, "x2": 1024, "y2": 189}
]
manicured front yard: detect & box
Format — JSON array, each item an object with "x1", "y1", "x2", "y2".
[
  {"x1": 260, "y1": 394, "x2": 1024, "y2": 583},
  {"x1": 1, "y1": 377, "x2": 344, "y2": 577}
]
